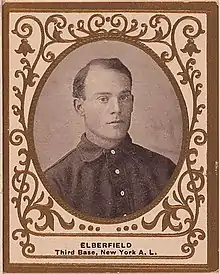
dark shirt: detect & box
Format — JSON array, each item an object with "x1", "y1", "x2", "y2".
[{"x1": 45, "y1": 134, "x2": 175, "y2": 219}]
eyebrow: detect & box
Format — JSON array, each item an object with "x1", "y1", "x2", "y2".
[{"x1": 93, "y1": 90, "x2": 132, "y2": 96}]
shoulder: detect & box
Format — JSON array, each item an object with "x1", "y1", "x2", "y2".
[
  {"x1": 44, "y1": 148, "x2": 82, "y2": 198},
  {"x1": 44, "y1": 148, "x2": 81, "y2": 178},
  {"x1": 131, "y1": 143, "x2": 176, "y2": 173}
]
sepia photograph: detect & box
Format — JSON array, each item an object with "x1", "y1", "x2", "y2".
[{"x1": 33, "y1": 41, "x2": 183, "y2": 218}]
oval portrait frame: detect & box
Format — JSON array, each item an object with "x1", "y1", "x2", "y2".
[{"x1": 28, "y1": 35, "x2": 189, "y2": 225}]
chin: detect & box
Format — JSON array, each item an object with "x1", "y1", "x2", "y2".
[{"x1": 103, "y1": 131, "x2": 127, "y2": 141}]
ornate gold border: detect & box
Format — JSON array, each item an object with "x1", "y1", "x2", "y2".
[
  {"x1": 3, "y1": 2, "x2": 218, "y2": 273},
  {"x1": 8, "y1": 11, "x2": 208, "y2": 258}
]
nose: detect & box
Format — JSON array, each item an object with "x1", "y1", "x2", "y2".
[{"x1": 109, "y1": 97, "x2": 121, "y2": 114}]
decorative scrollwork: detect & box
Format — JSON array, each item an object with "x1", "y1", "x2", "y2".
[
  {"x1": 11, "y1": 13, "x2": 206, "y2": 258},
  {"x1": 11, "y1": 15, "x2": 75, "y2": 257},
  {"x1": 142, "y1": 195, "x2": 187, "y2": 232},
  {"x1": 141, "y1": 15, "x2": 206, "y2": 254},
  {"x1": 12, "y1": 229, "x2": 35, "y2": 257},
  {"x1": 9, "y1": 129, "x2": 26, "y2": 146},
  {"x1": 45, "y1": 14, "x2": 173, "y2": 62},
  {"x1": 141, "y1": 167, "x2": 205, "y2": 234},
  {"x1": 28, "y1": 193, "x2": 75, "y2": 232},
  {"x1": 181, "y1": 229, "x2": 205, "y2": 258}
]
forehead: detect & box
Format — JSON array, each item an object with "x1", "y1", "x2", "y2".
[{"x1": 84, "y1": 65, "x2": 131, "y2": 93}]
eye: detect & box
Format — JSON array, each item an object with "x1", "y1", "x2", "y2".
[
  {"x1": 97, "y1": 96, "x2": 109, "y2": 103},
  {"x1": 119, "y1": 93, "x2": 131, "y2": 102}
]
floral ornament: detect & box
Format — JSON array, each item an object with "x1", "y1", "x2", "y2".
[
  {"x1": 181, "y1": 38, "x2": 201, "y2": 57},
  {"x1": 52, "y1": 24, "x2": 64, "y2": 41},
  {"x1": 15, "y1": 38, "x2": 35, "y2": 57}
]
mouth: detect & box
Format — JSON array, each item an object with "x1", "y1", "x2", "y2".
[{"x1": 107, "y1": 120, "x2": 124, "y2": 124}]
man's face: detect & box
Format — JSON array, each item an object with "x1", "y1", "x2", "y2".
[{"x1": 81, "y1": 65, "x2": 133, "y2": 141}]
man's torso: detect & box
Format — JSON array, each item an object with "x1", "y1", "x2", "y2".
[{"x1": 45, "y1": 134, "x2": 176, "y2": 218}]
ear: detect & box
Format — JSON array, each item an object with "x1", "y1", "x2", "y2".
[
  {"x1": 131, "y1": 94, "x2": 134, "y2": 112},
  {"x1": 73, "y1": 98, "x2": 85, "y2": 116}
]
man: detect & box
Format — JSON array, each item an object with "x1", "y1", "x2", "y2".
[{"x1": 45, "y1": 58, "x2": 175, "y2": 219}]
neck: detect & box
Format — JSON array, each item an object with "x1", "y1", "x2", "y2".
[{"x1": 85, "y1": 130, "x2": 123, "y2": 149}]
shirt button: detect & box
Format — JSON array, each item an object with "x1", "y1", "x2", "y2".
[
  {"x1": 111, "y1": 149, "x2": 116, "y2": 155},
  {"x1": 115, "y1": 169, "x2": 120, "y2": 175},
  {"x1": 120, "y1": 190, "x2": 125, "y2": 196}
]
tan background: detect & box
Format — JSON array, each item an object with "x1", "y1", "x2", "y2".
[{"x1": 33, "y1": 41, "x2": 183, "y2": 170}]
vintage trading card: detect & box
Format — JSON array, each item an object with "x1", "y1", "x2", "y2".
[{"x1": 3, "y1": 1, "x2": 219, "y2": 273}]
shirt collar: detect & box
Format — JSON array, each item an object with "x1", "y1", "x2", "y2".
[{"x1": 77, "y1": 133, "x2": 134, "y2": 162}]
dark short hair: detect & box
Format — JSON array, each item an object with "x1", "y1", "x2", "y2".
[{"x1": 72, "y1": 58, "x2": 132, "y2": 99}]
